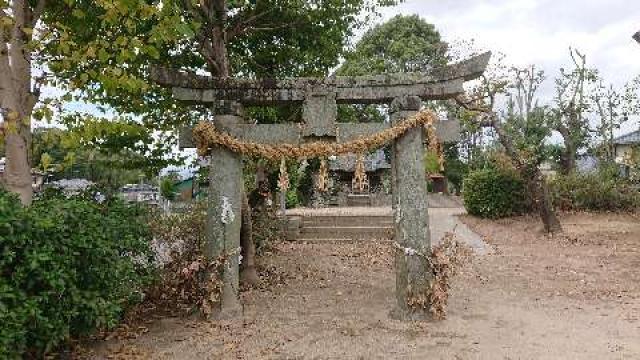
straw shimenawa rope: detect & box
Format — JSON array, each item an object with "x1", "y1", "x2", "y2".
[{"x1": 192, "y1": 110, "x2": 439, "y2": 160}]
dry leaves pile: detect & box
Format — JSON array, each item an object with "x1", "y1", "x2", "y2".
[
  {"x1": 407, "y1": 232, "x2": 473, "y2": 320},
  {"x1": 145, "y1": 206, "x2": 228, "y2": 316}
]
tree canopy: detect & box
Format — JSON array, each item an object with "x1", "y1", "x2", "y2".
[
  {"x1": 336, "y1": 15, "x2": 447, "y2": 124},
  {"x1": 337, "y1": 14, "x2": 447, "y2": 76},
  {"x1": 2, "y1": 0, "x2": 401, "y2": 204}
]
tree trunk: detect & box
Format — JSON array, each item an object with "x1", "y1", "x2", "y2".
[
  {"x1": 526, "y1": 170, "x2": 563, "y2": 234},
  {"x1": 1, "y1": 1, "x2": 38, "y2": 205},
  {"x1": 240, "y1": 190, "x2": 259, "y2": 286},
  {"x1": 491, "y1": 118, "x2": 563, "y2": 234},
  {"x1": 3, "y1": 117, "x2": 32, "y2": 205},
  {"x1": 558, "y1": 130, "x2": 577, "y2": 175}
]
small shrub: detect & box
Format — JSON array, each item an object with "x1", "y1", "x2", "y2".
[
  {"x1": 145, "y1": 200, "x2": 283, "y2": 316},
  {"x1": 145, "y1": 203, "x2": 216, "y2": 314},
  {"x1": 252, "y1": 207, "x2": 284, "y2": 255},
  {"x1": 550, "y1": 169, "x2": 640, "y2": 212},
  {"x1": 462, "y1": 167, "x2": 528, "y2": 218},
  {"x1": 0, "y1": 189, "x2": 153, "y2": 358},
  {"x1": 285, "y1": 190, "x2": 299, "y2": 208},
  {"x1": 424, "y1": 150, "x2": 441, "y2": 175}
]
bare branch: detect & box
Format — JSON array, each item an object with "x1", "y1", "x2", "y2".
[{"x1": 454, "y1": 95, "x2": 491, "y2": 113}]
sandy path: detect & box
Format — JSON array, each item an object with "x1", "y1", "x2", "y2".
[{"x1": 89, "y1": 212, "x2": 640, "y2": 359}]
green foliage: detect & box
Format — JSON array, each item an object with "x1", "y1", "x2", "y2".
[
  {"x1": 424, "y1": 150, "x2": 441, "y2": 175},
  {"x1": 159, "y1": 172, "x2": 180, "y2": 201},
  {"x1": 463, "y1": 168, "x2": 528, "y2": 219},
  {"x1": 297, "y1": 159, "x2": 320, "y2": 206},
  {"x1": 286, "y1": 190, "x2": 300, "y2": 208},
  {"x1": 627, "y1": 146, "x2": 640, "y2": 184},
  {"x1": 502, "y1": 101, "x2": 554, "y2": 168},
  {"x1": 443, "y1": 143, "x2": 468, "y2": 195},
  {"x1": 0, "y1": 189, "x2": 153, "y2": 358},
  {"x1": 160, "y1": 177, "x2": 178, "y2": 201},
  {"x1": 338, "y1": 14, "x2": 447, "y2": 76},
  {"x1": 252, "y1": 208, "x2": 284, "y2": 255},
  {"x1": 337, "y1": 14, "x2": 446, "y2": 123},
  {"x1": 44, "y1": 1, "x2": 401, "y2": 130},
  {"x1": 550, "y1": 167, "x2": 640, "y2": 212},
  {"x1": 31, "y1": 117, "x2": 173, "y2": 189}
]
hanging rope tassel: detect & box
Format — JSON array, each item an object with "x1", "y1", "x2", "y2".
[
  {"x1": 353, "y1": 153, "x2": 368, "y2": 193},
  {"x1": 425, "y1": 122, "x2": 445, "y2": 172},
  {"x1": 317, "y1": 158, "x2": 329, "y2": 192},
  {"x1": 277, "y1": 158, "x2": 290, "y2": 192}
]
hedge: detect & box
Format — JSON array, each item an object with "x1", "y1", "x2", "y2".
[
  {"x1": 462, "y1": 168, "x2": 528, "y2": 218},
  {"x1": 550, "y1": 170, "x2": 640, "y2": 212},
  {"x1": 0, "y1": 189, "x2": 153, "y2": 358}
]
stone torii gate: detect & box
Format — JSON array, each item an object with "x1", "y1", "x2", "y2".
[{"x1": 151, "y1": 52, "x2": 490, "y2": 319}]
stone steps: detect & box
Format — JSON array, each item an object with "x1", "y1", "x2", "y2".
[
  {"x1": 295, "y1": 238, "x2": 393, "y2": 244},
  {"x1": 290, "y1": 214, "x2": 394, "y2": 242},
  {"x1": 346, "y1": 194, "x2": 372, "y2": 207},
  {"x1": 299, "y1": 225, "x2": 393, "y2": 240},
  {"x1": 302, "y1": 215, "x2": 393, "y2": 227}
]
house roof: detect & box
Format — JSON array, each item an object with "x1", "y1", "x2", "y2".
[
  {"x1": 613, "y1": 130, "x2": 640, "y2": 145},
  {"x1": 329, "y1": 149, "x2": 391, "y2": 172}
]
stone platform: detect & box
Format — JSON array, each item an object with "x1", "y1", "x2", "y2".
[{"x1": 285, "y1": 202, "x2": 487, "y2": 253}]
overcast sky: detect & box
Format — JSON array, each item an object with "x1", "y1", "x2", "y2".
[{"x1": 379, "y1": 0, "x2": 640, "y2": 133}]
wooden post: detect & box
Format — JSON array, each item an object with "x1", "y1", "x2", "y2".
[
  {"x1": 205, "y1": 112, "x2": 243, "y2": 319},
  {"x1": 390, "y1": 96, "x2": 433, "y2": 320}
]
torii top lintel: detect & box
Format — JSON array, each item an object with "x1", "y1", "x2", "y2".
[{"x1": 150, "y1": 52, "x2": 491, "y2": 106}]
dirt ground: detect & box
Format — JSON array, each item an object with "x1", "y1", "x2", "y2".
[{"x1": 88, "y1": 212, "x2": 640, "y2": 359}]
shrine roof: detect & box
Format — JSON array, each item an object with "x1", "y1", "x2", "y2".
[
  {"x1": 613, "y1": 129, "x2": 640, "y2": 145},
  {"x1": 329, "y1": 149, "x2": 391, "y2": 172}
]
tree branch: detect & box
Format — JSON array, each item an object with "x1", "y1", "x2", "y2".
[
  {"x1": 181, "y1": 0, "x2": 205, "y2": 24},
  {"x1": 31, "y1": 0, "x2": 46, "y2": 27},
  {"x1": 454, "y1": 94, "x2": 491, "y2": 113},
  {"x1": 227, "y1": 8, "x2": 273, "y2": 39}
]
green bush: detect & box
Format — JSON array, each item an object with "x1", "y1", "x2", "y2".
[
  {"x1": 550, "y1": 169, "x2": 640, "y2": 212},
  {"x1": 0, "y1": 189, "x2": 153, "y2": 358},
  {"x1": 462, "y1": 168, "x2": 528, "y2": 218},
  {"x1": 285, "y1": 190, "x2": 299, "y2": 208}
]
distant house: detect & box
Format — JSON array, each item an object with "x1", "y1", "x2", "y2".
[
  {"x1": 120, "y1": 183, "x2": 160, "y2": 205},
  {"x1": 539, "y1": 161, "x2": 557, "y2": 177},
  {"x1": 48, "y1": 178, "x2": 94, "y2": 195},
  {"x1": 576, "y1": 155, "x2": 599, "y2": 174},
  {"x1": 614, "y1": 130, "x2": 640, "y2": 163},
  {"x1": 0, "y1": 158, "x2": 5, "y2": 184},
  {"x1": 613, "y1": 130, "x2": 640, "y2": 177}
]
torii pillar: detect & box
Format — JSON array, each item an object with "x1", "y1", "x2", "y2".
[
  {"x1": 205, "y1": 102, "x2": 244, "y2": 318},
  {"x1": 390, "y1": 96, "x2": 432, "y2": 320}
]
